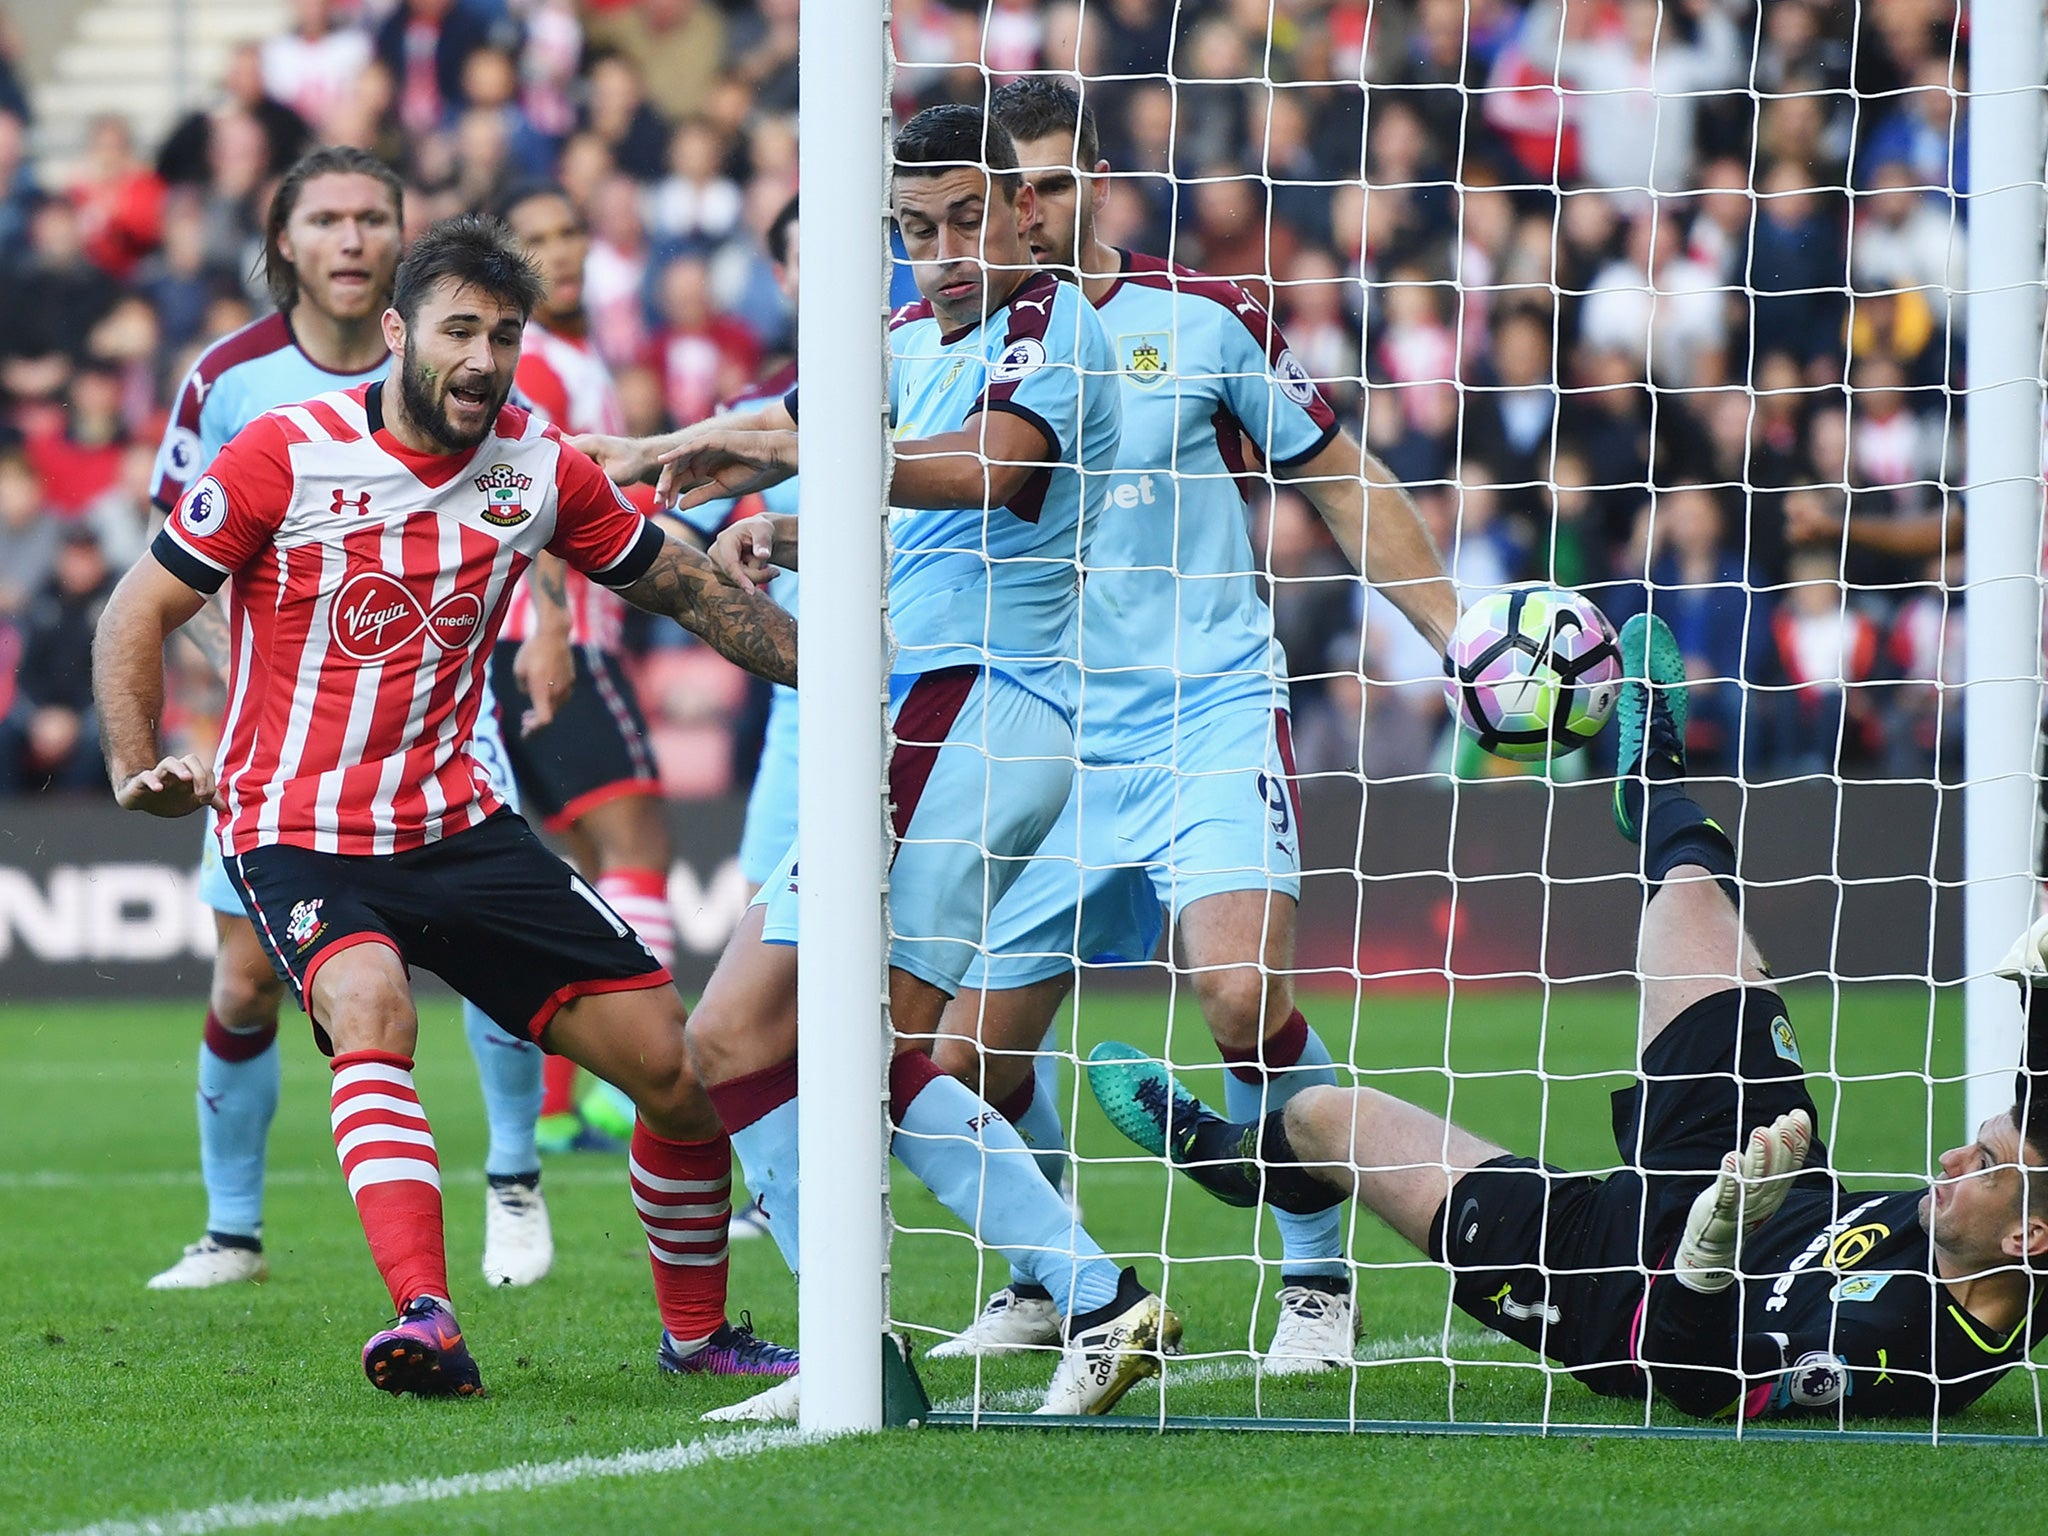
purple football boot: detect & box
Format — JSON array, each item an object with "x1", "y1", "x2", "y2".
[
  {"x1": 658, "y1": 1313, "x2": 799, "y2": 1377},
  {"x1": 363, "y1": 1296, "x2": 485, "y2": 1398}
]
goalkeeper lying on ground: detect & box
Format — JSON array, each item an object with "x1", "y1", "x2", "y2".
[{"x1": 1089, "y1": 614, "x2": 2048, "y2": 1420}]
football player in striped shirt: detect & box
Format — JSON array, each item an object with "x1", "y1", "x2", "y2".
[
  {"x1": 142, "y1": 147, "x2": 558, "y2": 1293},
  {"x1": 98, "y1": 216, "x2": 800, "y2": 1398}
]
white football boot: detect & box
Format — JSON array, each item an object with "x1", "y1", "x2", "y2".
[
  {"x1": 926, "y1": 1285, "x2": 1063, "y2": 1360},
  {"x1": 1035, "y1": 1271, "x2": 1181, "y2": 1416},
  {"x1": 702, "y1": 1374, "x2": 802, "y2": 1423},
  {"x1": 1261, "y1": 1283, "x2": 1361, "y2": 1376},
  {"x1": 482, "y1": 1174, "x2": 554, "y2": 1287},
  {"x1": 146, "y1": 1235, "x2": 269, "y2": 1290}
]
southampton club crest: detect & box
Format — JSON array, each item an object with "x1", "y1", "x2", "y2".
[
  {"x1": 1120, "y1": 331, "x2": 1171, "y2": 388},
  {"x1": 285, "y1": 898, "x2": 326, "y2": 951},
  {"x1": 475, "y1": 462, "x2": 533, "y2": 526}
]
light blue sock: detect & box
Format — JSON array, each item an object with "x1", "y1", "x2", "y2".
[
  {"x1": 198, "y1": 1031, "x2": 280, "y2": 1241},
  {"x1": 893, "y1": 1069, "x2": 1120, "y2": 1320},
  {"x1": 1223, "y1": 1021, "x2": 1347, "y2": 1282},
  {"x1": 729, "y1": 1098, "x2": 803, "y2": 1276},
  {"x1": 1004, "y1": 1048, "x2": 1073, "y2": 1289},
  {"x1": 462, "y1": 1000, "x2": 544, "y2": 1178}
]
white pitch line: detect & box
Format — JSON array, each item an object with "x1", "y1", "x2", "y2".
[
  {"x1": 931, "y1": 1328, "x2": 1513, "y2": 1413},
  {"x1": 38, "y1": 1427, "x2": 816, "y2": 1536},
  {"x1": 0, "y1": 1166, "x2": 638, "y2": 1192}
]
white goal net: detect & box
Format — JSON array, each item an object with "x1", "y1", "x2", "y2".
[{"x1": 794, "y1": 0, "x2": 2048, "y2": 1438}]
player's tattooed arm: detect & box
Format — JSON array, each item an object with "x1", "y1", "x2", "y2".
[
  {"x1": 618, "y1": 530, "x2": 797, "y2": 687},
  {"x1": 1279, "y1": 428, "x2": 1460, "y2": 653},
  {"x1": 181, "y1": 594, "x2": 233, "y2": 680},
  {"x1": 513, "y1": 552, "x2": 577, "y2": 734},
  {"x1": 93, "y1": 553, "x2": 223, "y2": 816}
]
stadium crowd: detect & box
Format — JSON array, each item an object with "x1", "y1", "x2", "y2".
[{"x1": 0, "y1": 0, "x2": 1970, "y2": 796}]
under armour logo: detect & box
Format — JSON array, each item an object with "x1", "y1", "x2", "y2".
[{"x1": 331, "y1": 488, "x2": 374, "y2": 516}]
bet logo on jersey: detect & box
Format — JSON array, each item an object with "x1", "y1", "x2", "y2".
[
  {"x1": 331, "y1": 569, "x2": 483, "y2": 662},
  {"x1": 180, "y1": 475, "x2": 229, "y2": 537},
  {"x1": 475, "y1": 462, "x2": 534, "y2": 526}
]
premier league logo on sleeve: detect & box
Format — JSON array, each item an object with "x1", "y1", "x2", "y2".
[
  {"x1": 474, "y1": 463, "x2": 534, "y2": 526},
  {"x1": 179, "y1": 475, "x2": 229, "y2": 537}
]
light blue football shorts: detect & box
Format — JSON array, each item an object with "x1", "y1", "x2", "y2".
[
  {"x1": 738, "y1": 694, "x2": 799, "y2": 888},
  {"x1": 196, "y1": 675, "x2": 521, "y2": 914},
  {"x1": 959, "y1": 702, "x2": 1304, "y2": 991},
  {"x1": 754, "y1": 665, "x2": 1074, "y2": 995}
]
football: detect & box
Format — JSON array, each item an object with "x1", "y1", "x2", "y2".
[{"x1": 1442, "y1": 586, "x2": 1622, "y2": 761}]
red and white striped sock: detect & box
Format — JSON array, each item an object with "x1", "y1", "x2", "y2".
[
  {"x1": 629, "y1": 1121, "x2": 731, "y2": 1351},
  {"x1": 600, "y1": 867, "x2": 676, "y2": 971},
  {"x1": 330, "y1": 1050, "x2": 448, "y2": 1311},
  {"x1": 541, "y1": 1054, "x2": 578, "y2": 1117}
]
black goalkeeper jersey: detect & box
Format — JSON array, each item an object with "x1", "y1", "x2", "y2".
[{"x1": 1643, "y1": 1180, "x2": 2046, "y2": 1420}]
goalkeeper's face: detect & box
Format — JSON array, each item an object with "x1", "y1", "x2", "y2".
[
  {"x1": 1922, "y1": 1114, "x2": 2048, "y2": 1272},
  {"x1": 894, "y1": 167, "x2": 1036, "y2": 330},
  {"x1": 1010, "y1": 133, "x2": 1109, "y2": 278}
]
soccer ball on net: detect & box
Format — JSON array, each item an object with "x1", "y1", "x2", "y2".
[{"x1": 1442, "y1": 586, "x2": 1622, "y2": 762}]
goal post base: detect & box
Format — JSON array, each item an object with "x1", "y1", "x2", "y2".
[
  {"x1": 922, "y1": 1413, "x2": 2048, "y2": 1447},
  {"x1": 884, "y1": 1332, "x2": 933, "y2": 1428}
]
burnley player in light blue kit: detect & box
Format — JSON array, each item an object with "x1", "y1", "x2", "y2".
[
  {"x1": 143, "y1": 148, "x2": 555, "y2": 1294},
  {"x1": 658, "y1": 105, "x2": 1177, "y2": 1419},
  {"x1": 927, "y1": 80, "x2": 1462, "y2": 1374}
]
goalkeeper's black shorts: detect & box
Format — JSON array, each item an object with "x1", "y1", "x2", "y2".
[{"x1": 1427, "y1": 986, "x2": 1827, "y2": 1398}]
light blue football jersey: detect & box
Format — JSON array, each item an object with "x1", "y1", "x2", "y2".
[
  {"x1": 1076, "y1": 250, "x2": 1339, "y2": 759},
  {"x1": 883, "y1": 269, "x2": 1121, "y2": 712},
  {"x1": 151, "y1": 312, "x2": 391, "y2": 513}
]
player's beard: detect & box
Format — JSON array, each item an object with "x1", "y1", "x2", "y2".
[{"x1": 399, "y1": 337, "x2": 508, "y2": 453}]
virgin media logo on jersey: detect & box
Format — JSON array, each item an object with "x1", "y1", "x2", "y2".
[{"x1": 331, "y1": 570, "x2": 484, "y2": 662}]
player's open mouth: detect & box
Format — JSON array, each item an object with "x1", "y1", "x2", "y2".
[{"x1": 447, "y1": 384, "x2": 490, "y2": 412}]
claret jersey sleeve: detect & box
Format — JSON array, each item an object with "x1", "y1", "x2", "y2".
[
  {"x1": 148, "y1": 413, "x2": 297, "y2": 593},
  {"x1": 1209, "y1": 282, "x2": 1340, "y2": 471},
  {"x1": 545, "y1": 430, "x2": 665, "y2": 589}
]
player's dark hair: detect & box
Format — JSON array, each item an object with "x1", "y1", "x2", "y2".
[
  {"x1": 392, "y1": 213, "x2": 547, "y2": 326},
  {"x1": 262, "y1": 145, "x2": 405, "y2": 313},
  {"x1": 767, "y1": 193, "x2": 799, "y2": 267},
  {"x1": 894, "y1": 104, "x2": 1020, "y2": 200},
  {"x1": 492, "y1": 179, "x2": 580, "y2": 229},
  {"x1": 989, "y1": 77, "x2": 1100, "y2": 170}
]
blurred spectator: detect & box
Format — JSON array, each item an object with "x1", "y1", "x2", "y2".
[
  {"x1": 518, "y1": 0, "x2": 587, "y2": 140},
  {"x1": 645, "y1": 117, "x2": 743, "y2": 249},
  {"x1": 263, "y1": 0, "x2": 375, "y2": 133},
  {"x1": 26, "y1": 356, "x2": 129, "y2": 516},
  {"x1": 157, "y1": 43, "x2": 313, "y2": 187},
  {"x1": 1745, "y1": 160, "x2": 1846, "y2": 375},
  {"x1": 1463, "y1": 305, "x2": 1556, "y2": 492},
  {"x1": 0, "y1": 452, "x2": 56, "y2": 615},
  {"x1": 135, "y1": 189, "x2": 237, "y2": 357},
  {"x1": 1274, "y1": 248, "x2": 1361, "y2": 417},
  {"x1": 651, "y1": 254, "x2": 759, "y2": 427},
  {"x1": 579, "y1": 53, "x2": 670, "y2": 182},
  {"x1": 0, "y1": 526, "x2": 114, "y2": 796},
  {"x1": 1547, "y1": 0, "x2": 1745, "y2": 207},
  {"x1": 0, "y1": 197, "x2": 122, "y2": 396},
  {"x1": 376, "y1": 0, "x2": 505, "y2": 138},
  {"x1": 459, "y1": 46, "x2": 559, "y2": 180},
  {"x1": 585, "y1": 0, "x2": 725, "y2": 125},
  {"x1": 1851, "y1": 160, "x2": 1965, "y2": 340},
  {"x1": 1858, "y1": 60, "x2": 1967, "y2": 201},
  {"x1": 82, "y1": 440, "x2": 154, "y2": 570},
  {"x1": 583, "y1": 173, "x2": 652, "y2": 369},
  {"x1": 1771, "y1": 546, "x2": 1882, "y2": 775},
  {"x1": 1883, "y1": 551, "x2": 1963, "y2": 779},
  {"x1": 69, "y1": 117, "x2": 165, "y2": 282},
  {"x1": 1578, "y1": 212, "x2": 1727, "y2": 388}
]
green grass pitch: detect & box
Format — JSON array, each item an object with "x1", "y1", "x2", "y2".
[{"x1": 4, "y1": 985, "x2": 2043, "y2": 1533}]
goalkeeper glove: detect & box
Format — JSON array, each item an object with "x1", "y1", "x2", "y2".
[
  {"x1": 1673, "y1": 1108, "x2": 1813, "y2": 1295},
  {"x1": 1995, "y1": 914, "x2": 2048, "y2": 986}
]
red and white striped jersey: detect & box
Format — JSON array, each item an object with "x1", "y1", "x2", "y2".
[
  {"x1": 152, "y1": 381, "x2": 662, "y2": 858},
  {"x1": 499, "y1": 319, "x2": 630, "y2": 650}
]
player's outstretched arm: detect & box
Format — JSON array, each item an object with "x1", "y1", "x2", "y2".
[
  {"x1": 1278, "y1": 429, "x2": 1460, "y2": 653},
  {"x1": 891, "y1": 411, "x2": 1051, "y2": 512},
  {"x1": 92, "y1": 552, "x2": 222, "y2": 816},
  {"x1": 617, "y1": 529, "x2": 797, "y2": 688},
  {"x1": 662, "y1": 428, "x2": 801, "y2": 514},
  {"x1": 574, "y1": 400, "x2": 796, "y2": 491}
]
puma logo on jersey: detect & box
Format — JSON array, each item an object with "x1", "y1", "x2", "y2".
[
  {"x1": 1012, "y1": 293, "x2": 1053, "y2": 316},
  {"x1": 332, "y1": 570, "x2": 483, "y2": 662}
]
